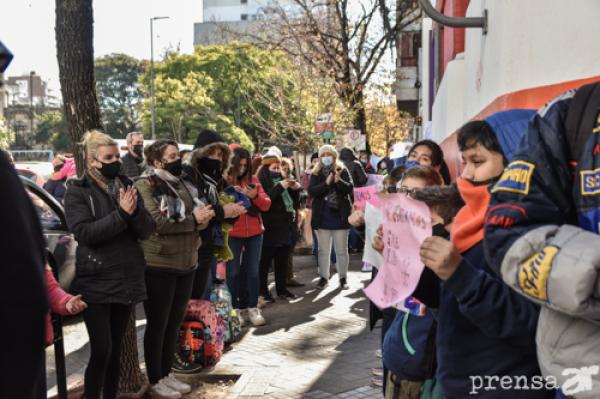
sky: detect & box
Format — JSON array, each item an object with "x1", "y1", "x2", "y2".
[{"x1": 1, "y1": 0, "x2": 202, "y2": 95}]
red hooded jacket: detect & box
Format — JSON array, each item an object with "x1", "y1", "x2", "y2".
[{"x1": 229, "y1": 175, "x2": 271, "y2": 238}]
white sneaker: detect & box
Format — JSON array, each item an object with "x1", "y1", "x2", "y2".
[
  {"x1": 148, "y1": 380, "x2": 182, "y2": 399},
  {"x1": 248, "y1": 307, "x2": 266, "y2": 326},
  {"x1": 163, "y1": 373, "x2": 191, "y2": 394},
  {"x1": 238, "y1": 308, "x2": 248, "y2": 327}
]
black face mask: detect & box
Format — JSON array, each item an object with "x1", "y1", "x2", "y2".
[
  {"x1": 133, "y1": 144, "x2": 144, "y2": 158},
  {"x1": 163, "y1": 158, "x2": 183, "y2": 177},
  {"x1": 465, "y1": 174, "x2": 502, "y2": 187},
  {"x1": 199, "y1": 158, "x2": 222, "y2": 180},
  {"x1": 432, "y1": 223, "x2": 450, "y2": 239},
  {"x1": 97, "y1": 160, "x2": 121, "y2": 179},
  {"x1": 54, "y1": 164, "x2": 64, "y2": 173}
]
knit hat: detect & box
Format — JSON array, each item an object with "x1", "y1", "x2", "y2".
[
  {"x1": 266, "y1": 146, "x2": 283, "y2": 158},
  {"x1": 484, "y1": 109, "x2": 536, "y2": 162},
  {"x1": 318, "y1": 144, "x2": 338, "y2": 158},
  {"x1": 262, "y1": 152, "x2": 281, "y2": 166},
  {"x1": 190, "y1": 128, "x2": 231, "y2": 172},
  {"x1": 229, "y1": 143, "x2": 241, "y2": 150}
]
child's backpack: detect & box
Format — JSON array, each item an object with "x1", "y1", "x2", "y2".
[
  {"x1": 172, "y1": 299, "x2": 224, "y2": 373},
  {"x1": 210, "y1": 283, "x2": 242, "y2": 344}
]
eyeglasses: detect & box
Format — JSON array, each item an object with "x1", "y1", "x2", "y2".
[{"x1": 397, "y1": 187, "x2": 418, "y2": 197}]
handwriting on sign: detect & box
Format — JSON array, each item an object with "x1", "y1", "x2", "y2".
[
  {"x1": 353, "y1": 185, "x2": 380, "y2": 210},
  {"x1": 363, "y1": 193, "x2": 432, "y2": 309}
]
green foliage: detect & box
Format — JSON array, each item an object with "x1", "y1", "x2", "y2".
[
  {"x1": 0, "y1": 116, "x2": 15, "y2": 149},
  {"x1": 34, "y1": 111, "x2": 70, "y2": 152},
  {"x1": 95, "y1": 53, "x2": 143, "y2": 138},
  {"x1": 142, "y1": 42, "x2": 349, "y2": 151}
]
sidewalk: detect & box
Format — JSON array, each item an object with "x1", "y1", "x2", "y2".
[{"x1": 46, "y1": 253, "x2": 383, "y2": 399}]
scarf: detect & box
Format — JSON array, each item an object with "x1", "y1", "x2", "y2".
[
  {"x1": 152, "y1": 169, "x2": 187, "y2": 223},
  {"x1": 272, "y1": 176, "x2": 295, "y2": 215},
  {"x1": 451, "y1": 177, "x2": 492, "y2": 253},
  {"x1": 88, "y1": 167, "x2": 123, "y2": 206},
  {"x1": 201, "y1": 173, "x2": 220, "y2": 206}
]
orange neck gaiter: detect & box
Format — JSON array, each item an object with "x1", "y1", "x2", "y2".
[{"x1": 451, "y1": 177, "x2": 492, "y2": 254}]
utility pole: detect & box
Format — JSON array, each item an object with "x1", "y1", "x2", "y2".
[
  {"x1": 29, "y1": 71, "x2": 35, "y2": 147},
  {"x1": 150, "y1": 16, "x2": 169, "y2": 140}
]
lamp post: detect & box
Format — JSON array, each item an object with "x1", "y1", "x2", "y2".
[{"x1": 150, "y1": 16, "x2": 169, "y2": 140}]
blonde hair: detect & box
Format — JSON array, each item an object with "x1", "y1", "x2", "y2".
[{"x1": 81, "y1": 130, "x2": 117, "y2": 166}]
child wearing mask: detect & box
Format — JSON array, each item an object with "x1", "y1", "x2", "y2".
[{"x1": 416, "y1": 121, "x2": 553, "y2": 398}]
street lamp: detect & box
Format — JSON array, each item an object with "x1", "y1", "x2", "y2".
[{"x1": 150, "y1": 16, "x2": 169, "y2": 140}]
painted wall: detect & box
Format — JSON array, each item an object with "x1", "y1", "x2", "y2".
[{"x1": 436, "y1": 0, "x2": 469, "y2": 78}]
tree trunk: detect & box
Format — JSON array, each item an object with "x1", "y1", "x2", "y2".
[
  {"x1": 348, "y1": 89, "x2": 369, "y2": 153},
  {"x1": 55, "y1": 0, "x2": 103, "y2": 176},
  {"x1": 117, "y1": 310, "x2": 148, "y2": 398}
]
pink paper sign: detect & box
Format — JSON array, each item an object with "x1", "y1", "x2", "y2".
[
  {"x1": 364, "y1": 193, "x2": 432, "y2": 309},
  {"x1": 366, "y1": 174, "x2": 383, "y2": 186},
  {"x1": 353, "y1": 185, "x2": 380, "y2": 210}
]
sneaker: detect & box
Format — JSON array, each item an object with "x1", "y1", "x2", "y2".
[
  {"x1": 371, "y1": 375, "x2": 384, "y2": 387},
  {"x1": 148, "y1": 380, "x2": 182, "y2": 399},
  {"x1": 163, "y1": 373, "x2": 191, "y2": 394},
  {"x1": 339, "y1": 278, "x2": 349, "y2": 290},
  {"x1": 248, "y1": 307, "x2": 266, "y2": 326},
  {"x1": 361, "y1": 263, "x2": 373, "y2": 273},
  {"x1": 278, "y1": 290, "x2": 297, "y2": 299},
  {"x1": 371, "y1": 367, "x2": 384, "y2": 377},
  {"x1": 316, "y1": 277, "x2": 328, "y2": 290},
  {"x1": 238, "y1": 309, "x2": 248, "y2": 327},
  {"x1": 287, "y1": 278, "x2": 305, "y2": 287}
]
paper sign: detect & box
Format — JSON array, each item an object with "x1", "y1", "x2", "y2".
[
  {"x1": 366, "y1": 174, "x2": 383, "y2": 186},
  {"x1": 353, "y1": 185, "x2": 380, "y2": 210},
  {"x1": 362, "y1": 202, "x2": 384, "y2": 268},
  {"x1": 364, "y1": 193, "x2": 432, "y2": 309}
]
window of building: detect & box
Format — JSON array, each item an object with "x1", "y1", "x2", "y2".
[
  {"x1": 241, "y1": 0, "x2": 248, "y2": 4},
  {"x1": 241, "y1": 13, "x2": 248, "y2": 20}
]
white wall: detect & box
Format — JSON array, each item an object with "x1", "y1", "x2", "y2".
[
  {"x1": 430, "y1": 0, "x2": 600, "y2": 139},
  {"x1": 431, "y1": 54, "x2": 465, "y2": 143}
]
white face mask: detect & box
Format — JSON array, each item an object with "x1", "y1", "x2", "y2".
[{"x1": 321, "y1": 156, "x2": 333, "y2": 167}]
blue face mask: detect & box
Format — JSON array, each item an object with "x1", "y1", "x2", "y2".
[
  {"x1": 404, "y1": 160, "x2": 420, "y2": 170},
  {"x1": 269, "y1": 171, "x2": 282, "y2": 180},
  {"x1": 321, "y1": 156, "x2": 333, "y2": 167}
]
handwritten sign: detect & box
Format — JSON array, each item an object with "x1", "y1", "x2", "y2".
[
  {"x1": 366, "y1": 174, "x2": 383, "y2": 186},
  {"x1": 362, "y1": 202, "x2": 384, "y2": 268},
  {"x1": 353, "y1": 185, "x2": 380, "y2": 210},
  {"x1": 364, "y1": 193, "x2": 432, "y2": 309}
]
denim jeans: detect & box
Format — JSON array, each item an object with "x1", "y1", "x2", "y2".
[
  {"x1": 348, "y1": 225, "x2": 364, "y2": 250},
  {"x1": 312, "y1": 229, "x2": 336, "y2": 265},
  {"x1": 315, "y1": 229, "x2": 349, "y2": 279},
  {"x1": 227, "y1": 234, "x2": 263, "y2": 309}
]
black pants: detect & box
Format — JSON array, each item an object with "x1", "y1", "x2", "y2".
[
  {"x1": 259, "y1": 245, "x2": 290, "y2": 296},
  {"x1": 82, "y1": 303, "x2": 132, "y2": 399},
  {"x1": 143, "y1": 270, "x2": 195, "y2": 384},
  {"x1": 191, "y1": 249, "x2": 214, "y2": 300}
]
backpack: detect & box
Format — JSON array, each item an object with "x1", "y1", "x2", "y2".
[
  {"x1": 210, "y1": 283, "x2": 242, "y2": 344},
  {"x1": 172, "y1": 299, "x2": 224, "y2": 373}
]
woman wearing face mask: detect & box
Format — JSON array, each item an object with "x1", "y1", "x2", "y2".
[
  {"x1": 257, "y1": 152, "x2": 301, "y2": 301},
  {"x1": 309, "y1": 144, "x2": 354, "y2": 290},
  {"x1": 405, "y1": 140, "x2": 451, "y2": 184},
  {"x1": 226, "y1": 146, "x2": 271, "y2": 326},
  {"x1": 135, "y1": 140, "x2": 215, "y2": 398},
  {"x1": 185, "y1": 129, "x2": 247, "y2": 299},
  {"x1": 64, "y1": 130, "x2": 155, "y2": 399},
  {"x1": 43, "y1": 155, "x2": 67, "y2": 203}
]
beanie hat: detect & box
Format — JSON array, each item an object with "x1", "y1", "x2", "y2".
[
  {"x1": 229, "y1": 143, "x2": 241, "y2": 150},
  {"x1": 190, "y1": 128, "x2": 231, "y2": 172},
  {"x1": 484, "y1": 109, "x2": 536, "y2": 162},
  {"x1": 318, "y1": 144, "x2": 338, "y2": 158},
  {"x1": 266, "y1": 146, "x2": 283, "y2": 158},
  {"x1": 262, "y1": 152, "x2": 281, "y2": 166}
]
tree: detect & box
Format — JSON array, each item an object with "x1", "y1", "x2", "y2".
[
  {"x1": 55, "y1": 0, "x2": 103, "y2": 175},
  {"x1": 365, "y1": 102, "x2": 411, "y2": 156},
  {"x1": 0, "y1": 116, "x2": 15, "y2": 149},
  {"x1": 56, "y1": 1, "x2": 147, "y2": 396},
  {"x1": 34, "y1": 111, "x2": 70, "y2": 152},
  {"x1": 95, "y1": 53, "x2": 143, "y2": 138},
  {"x1": 226, "y1": 0, "x2": 420, "y2": 143}
]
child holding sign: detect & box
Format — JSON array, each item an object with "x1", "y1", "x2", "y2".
[{"x1": 417, "y1": 121, "x2": 552, "y2": 398}]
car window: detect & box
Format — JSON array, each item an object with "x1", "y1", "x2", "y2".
[{"x1": 26, "y1": 186, "x2": 63, "y2": 230}]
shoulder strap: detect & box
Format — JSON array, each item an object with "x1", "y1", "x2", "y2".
[{"x1": 565, "y1": 82, "x2": 600, "y2": 163}]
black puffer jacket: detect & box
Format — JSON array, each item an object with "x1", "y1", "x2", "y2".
[
  {"x1": 308, "y1": 162, "x2": 353, "y2": 230},
  {"x1": 64, "y1": 173, "x2": 155, "y2": 304},
  {"x1": 339, "y1": 148, "x2": 368, "y2": 187},
  {"x1": 258, "y1": 171, "x2": 300, "y2": 247}
]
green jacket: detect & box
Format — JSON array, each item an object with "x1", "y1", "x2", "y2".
[{"x1": 135, "y1": 175, "x2": 206, "y2": 272}]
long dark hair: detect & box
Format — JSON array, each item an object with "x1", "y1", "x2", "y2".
[
  {"x1": 229, "y1": 147, "x2": 252, "y2": 184},
  {"x1": 408, "y1": 140, "x2": 451, "y2": 184}
]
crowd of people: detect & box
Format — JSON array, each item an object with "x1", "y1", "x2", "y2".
[{"x1": 4, "y1": 83, "x2": 600, "y2": 399}]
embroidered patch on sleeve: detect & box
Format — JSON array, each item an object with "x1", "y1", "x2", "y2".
[
  {"x1": 492, "y1": 161, "x2": 535, "y2": 195},
  {"x1": 580, "y1": 168, "x2": 600, "y2": 196},
  {"x1": 518, "y1": 246, "x2": 558, "y2": 301}
]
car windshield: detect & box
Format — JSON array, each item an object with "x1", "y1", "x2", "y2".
[
  {"x1": 26, "y1": 187, "x2": 62, "y2": 230},
  {"x1": 11, "y1": 150, "x2": 54, "y2": 163}
]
